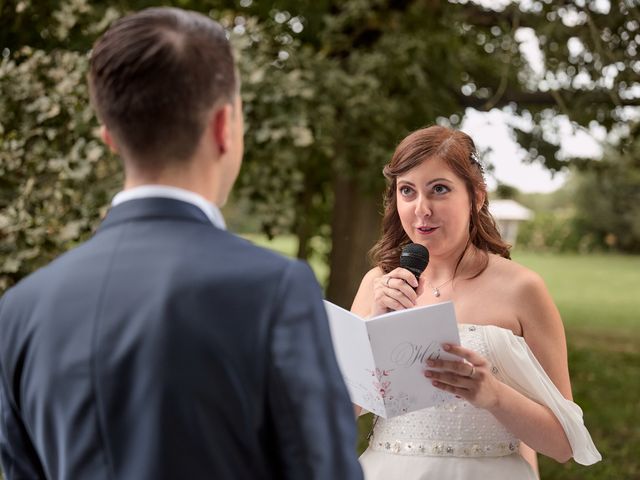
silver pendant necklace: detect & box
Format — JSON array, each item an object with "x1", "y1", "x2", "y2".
[{"x1": 426, "y1": 278, "x2": 454, "y2": 297}]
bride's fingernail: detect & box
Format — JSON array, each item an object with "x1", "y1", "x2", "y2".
[{"x1": 442, "y1": 344, "x2": 451, "y2": 351}]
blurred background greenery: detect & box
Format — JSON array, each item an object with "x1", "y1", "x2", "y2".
[{"x1": 1, "y1": 0, "x2": 639, "y2": 478}]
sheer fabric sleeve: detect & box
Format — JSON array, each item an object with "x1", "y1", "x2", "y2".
[{"x1": 483, "y1": 326, "x2": 602, "y2": 466}]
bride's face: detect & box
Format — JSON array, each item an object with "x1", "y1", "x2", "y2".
[{"x1": 396, "y1": 156, "x2": 473, "y2": 257}]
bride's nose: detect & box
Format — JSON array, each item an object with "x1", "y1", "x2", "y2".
[{"x1": 414, "y1": 195, "x2": 432, "y2": 218}]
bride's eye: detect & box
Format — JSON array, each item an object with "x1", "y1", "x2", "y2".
[
  {"x1": 399, "y1": 186, "x2": 414, "y2": 196},
  {"x1": 433, "y1": 184, "x2": 450, "y2": 195}
]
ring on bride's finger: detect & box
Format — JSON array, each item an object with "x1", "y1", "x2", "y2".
[
  {"x1": 467, "y1": 366, "x2": 475, "y2": 378},
  {"x1": 385, "y1": 276, "x2": 391, "y2": 287}
]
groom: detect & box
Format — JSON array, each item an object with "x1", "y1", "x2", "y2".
[{"x1": 0, "y1": 8, "x2": 362, "y2": 480}]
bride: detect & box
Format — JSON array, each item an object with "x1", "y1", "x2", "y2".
[{"x1": 351, "y1": 125, "x2": 601, "y2": 479}]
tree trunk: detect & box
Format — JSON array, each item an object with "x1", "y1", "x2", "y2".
[
  {"x1": 326, "y1": 176, "x2": 381, "y2": 309},
  {"x1": 295, "y1": 187, "x2": 313, "y2": 260}
]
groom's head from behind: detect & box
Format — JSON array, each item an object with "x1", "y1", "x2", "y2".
[{"x1": 89, "y1": 7, "x2": 243, "y2": 205}]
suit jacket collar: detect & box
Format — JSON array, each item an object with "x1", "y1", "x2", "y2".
[
  {"x1": 98, "y1": 197, "x2": 214, "y2": 233},
  {"x1": 111, "y1": 185, "x2": 225, "y2": 229}
]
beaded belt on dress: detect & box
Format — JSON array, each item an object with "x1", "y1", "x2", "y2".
[{"x1": 369, "y1": 436, "x2": 520, "y2": 457}]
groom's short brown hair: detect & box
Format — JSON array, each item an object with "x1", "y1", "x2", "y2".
[{"x1": 89, "y1": 7, "x2": 237, "y2": 167}]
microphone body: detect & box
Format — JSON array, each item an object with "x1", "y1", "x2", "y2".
[{"x1": 400, "y1": 243, "x2": 429, "y2": 287}]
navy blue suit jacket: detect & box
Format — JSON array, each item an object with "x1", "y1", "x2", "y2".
[{"x1": 0, "y1": 198, "x2": 363, "y2": 480}]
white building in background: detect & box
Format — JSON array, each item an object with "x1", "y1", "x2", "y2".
[{"x1": 488, "y1": 199, "x2": 533, "y2": 247}]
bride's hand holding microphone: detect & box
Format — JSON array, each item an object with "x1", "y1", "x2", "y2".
[
  {"x1": 372, "y1": 268, "x2": 419, "y2": 316},
  {"x1": 371, "y1": 243, "x2": 430, "y2": 317}
]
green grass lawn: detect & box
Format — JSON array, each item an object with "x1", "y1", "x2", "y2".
[
  {"x1": 513, "y1": 251, "x2": 640, "y2": 334},
  {"x1": 243, "y1": 235, "x2": 640, "y2": 479}
]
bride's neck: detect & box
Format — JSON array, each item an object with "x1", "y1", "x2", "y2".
[{"x1": 422, "y1": 243, "x2": 480, "y2": 284}]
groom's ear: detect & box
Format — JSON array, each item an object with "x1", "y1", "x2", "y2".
[
  {"x1": 100, "y1": 125, "x2": 119, "y2": 154},
  {"x1": 209, "y1": 103, "x2": 233, "y2": 156}
]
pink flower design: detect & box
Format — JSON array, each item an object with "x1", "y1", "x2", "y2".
[
  {"x1": 366, "y1": 368, "x2": 395, "y2": 399},
  {"x1": 373, "y1": 380, "x2": 391, "y2": 398}
]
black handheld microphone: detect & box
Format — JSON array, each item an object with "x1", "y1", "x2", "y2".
[{"x1": 400, "y1": 243, "x2": 429, "y2": 289}]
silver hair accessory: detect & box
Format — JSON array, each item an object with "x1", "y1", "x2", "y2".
[{"x1": 470, "y1": 151, "x2": 484, "y2": 174}]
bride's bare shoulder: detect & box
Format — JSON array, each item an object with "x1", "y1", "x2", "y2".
[
  {"x1": 489, "y1": 254, "x2": 542, "y2": 281},
  {"x1": 362, "y1": 266, "x2": 385, "y2": 283},
  {"x1": 488, "y1": 254, "x2": 552, "y2": 306},
  {"x1": 351, "y1": 267, "x2": 384, "y2": 315}
]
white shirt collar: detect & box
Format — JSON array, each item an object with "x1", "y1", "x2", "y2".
[{"x1": 111, "y1": 185, "x2": 226, "y2": 230}]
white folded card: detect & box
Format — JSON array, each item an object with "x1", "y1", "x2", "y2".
[{"x1": 324, "y1": 301, "x2": 461, "y2": 418}]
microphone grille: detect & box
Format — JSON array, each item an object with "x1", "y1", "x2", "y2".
[{"x1": 400, "y1": 243, "x2": 429, "y2": 278}]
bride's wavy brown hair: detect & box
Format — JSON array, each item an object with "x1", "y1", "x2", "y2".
[{"x1": 370, "y1": 125, "x2": 510, "y2": 276}]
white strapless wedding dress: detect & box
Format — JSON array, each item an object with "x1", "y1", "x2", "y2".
[{"x1": 359, "y1": 324, "x2": 601, "y2": 479}]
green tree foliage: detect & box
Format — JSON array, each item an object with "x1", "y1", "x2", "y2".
[
  {"x1": 235, "y1": 0, "x2": 640, "y2": 303},
  {"x1": 501, "y1": 1, "x2": 640, "y2": 169},
  {"x1": 574, "y1": 133, "x2": 640, "y2": 252},
  {"x1": 494, "y1": 182, "x2": 521, "y2": 199},
  {"x1": 515, "y1": 132, "x2": 640, "y2": 254},
  {"x1": 230, "y1": 14, "x2": 336, "y2": 257},
  {"x1": 0, "y1": 47, "x2": 122, "y2": 291},
  {"x1": 1, "y1": 0, "x2": 639, "y2": 298}
]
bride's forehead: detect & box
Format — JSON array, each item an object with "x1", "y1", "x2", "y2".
[{"x1": 398, "y1": 156, "x2": 457, "y2": 180}]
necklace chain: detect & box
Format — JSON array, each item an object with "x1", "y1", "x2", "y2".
[{"x1": 426, "y1": 277, "x2": 454, "y2": 297}]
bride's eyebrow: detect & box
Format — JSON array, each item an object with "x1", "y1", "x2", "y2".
[
  {"x1": 397, "y1": 179, "x2": 415, "y2": 186},
  {"x1": 426, "y1": 177, "x2": 452, "y2": 186},
  {"x1": 397, "y1": 177, "x2": 453, "y2": 186}
]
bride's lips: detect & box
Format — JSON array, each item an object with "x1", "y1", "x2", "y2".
[{"x1": 416, "y1": 226, "x2": 438, "y2": 235}]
